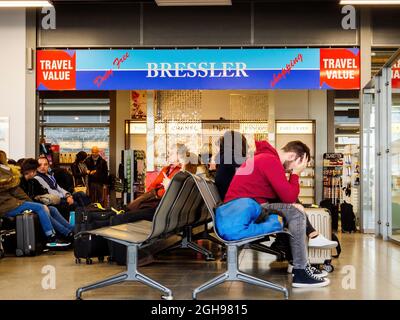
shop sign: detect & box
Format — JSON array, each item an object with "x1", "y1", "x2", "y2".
[
  {"x1": 276, "y1": 122, "x2": 314, "y2": 134},
  {"x1": 37, "y1": 48, "x2": 360, "y2": 91},
  {"x1": 392, "y1": 59, "x2": 400, "y2": 89},
  {"x1": 129, "y1": 122, "x2": 147, "y2": 134}
]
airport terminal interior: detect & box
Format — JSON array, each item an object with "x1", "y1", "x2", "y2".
[{"x1": 1, "y1": 0, "x2": 400, "y2": 301}]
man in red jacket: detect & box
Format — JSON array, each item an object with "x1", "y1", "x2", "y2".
[{"x1": 225, "y1": 140, "x2": 330, "y2": 288}]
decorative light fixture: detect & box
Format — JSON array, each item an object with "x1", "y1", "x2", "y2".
[
  {"x1": 0, "y1": 1, "x2": 53, "y2": 7},
  {"x1": 340, "y1": 0, "x2": 400, "y2": 4},
  {"x1": 155, "y1": 0, "x2": 231, "y2": 6}
]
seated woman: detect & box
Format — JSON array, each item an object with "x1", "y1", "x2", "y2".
[
  {"x1": 0, "y1": 151, "x2": 73, "y2": 246},
  {"x1": 126, "y1": 144, "x2": 198, "y2": 217}
]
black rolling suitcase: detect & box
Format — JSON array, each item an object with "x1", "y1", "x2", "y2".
[
  {"x1": 340, "y1": 201, "x2": 357, "y2": 233},
  {"x1": 15, "y1": 211, "x2": 45, "y2": 257},
  {"x1": 74, "y1": 207, "x2": 116, "y2": 264}
]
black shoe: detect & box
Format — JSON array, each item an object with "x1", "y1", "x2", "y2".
[
  {"x1": 292, "y1": 268, "x2": 330, "y2": 288},
  {"x1": 306, "y1": 263, "x2": 328, "y2": 278}
]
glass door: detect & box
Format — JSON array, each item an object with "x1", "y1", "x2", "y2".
[
  {"x1": 391, "y1": 88, "x2": 400, "y2": 243},
  {"x1": 361, "y1": 86, "x2": 376, "y2": 233}
]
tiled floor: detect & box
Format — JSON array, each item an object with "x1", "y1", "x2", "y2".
[{"x1": 0, "y1": 233, "x2": 400, "y2": 300}]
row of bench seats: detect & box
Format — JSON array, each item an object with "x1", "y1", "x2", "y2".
[{"x1": 76, "y1": 171, "x2": 290, "y2": 300}]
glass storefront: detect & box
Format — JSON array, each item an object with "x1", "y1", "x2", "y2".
[
  {"x1": 39, "y1": 98, "x2": 110, "y2": 162},
  {"x1": 362, "y1": 49, "x2": 400, "y2": 241}
]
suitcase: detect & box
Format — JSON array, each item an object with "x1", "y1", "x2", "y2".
[
  {"x1": 305, "y1": 208, "x2": 335, "y2": 273},
  {"x1": 15, "y1": 211, "x2": 45, "y2": 257},
  {"x1": 74, "y1": 207, "x2": 116, "y2": 264}
]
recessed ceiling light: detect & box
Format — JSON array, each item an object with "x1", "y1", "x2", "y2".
[
  {"x1": 0, "y1": 1, "x2": 53, "y2": 7},
  {"x1": 340, "y1": 0, "x2": 400, "y2": 5},
  {"x1": 155, "y1": 0, "x2": 231, "y2": 6}
]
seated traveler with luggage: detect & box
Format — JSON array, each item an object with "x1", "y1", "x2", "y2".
[
  {"x1": 215, "y1": 131, "x2": 337, "y2": 250},
  {"x1": 224, "y1": 140, "x2": 332, "y2": 288},
  {"x1": 0, "y1": 151, "x2": 72, "y2": 247},
  {"x1": 35, "y1": 157, "x2": 90, "y2": 210}
]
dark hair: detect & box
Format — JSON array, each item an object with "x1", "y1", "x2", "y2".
[
  {"x1": 218, "y1": 131, "x2": 248, "y2": 165},
  {"x1": 7, "y1": 159, "x2": 17, "y2": 165},
  {"x1": 75, "y1": 151, "x2": 88, "y2": 163},
  {"x1": 282, "y1": 141, "x2": 311, "y2": 161},
  {"x1": 17, "y1": 158, "x2": 26, "y2": 167},
  {"x1": 21, "y1": 158, "x2": 39, "y2": 173}
]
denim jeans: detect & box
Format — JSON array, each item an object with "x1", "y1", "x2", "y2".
[
  {"x1": 5, "y1": 202, "x2": 73, "y2": 237},
  {"x1": 48, "y1": 206, "x2": 73, "y2": 236},
  {"x1": 5, "y1": 201, "x2": 55, "y2": 237},
  {"x1": 261, "y1": 203, "x2": 308, "y2": 269}
]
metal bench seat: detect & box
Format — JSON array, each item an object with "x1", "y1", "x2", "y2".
[
  {"x1": 76, "y1": 171, "x2": 213, "y2": 300},
  {"x1": 191, "y1": 174, "x2": 290, "y2": 300}
]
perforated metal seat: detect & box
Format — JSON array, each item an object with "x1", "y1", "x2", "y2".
[
  {"x1": 190, "y1": 174, "x2": 290, "y2": 300},
  {"x1": 76, "y1": 171, "x2": 214, "y2": 300}
]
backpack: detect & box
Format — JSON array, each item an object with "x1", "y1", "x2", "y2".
[{"x1": 340, "y1": 201, "x2": 357, "y2": 233}]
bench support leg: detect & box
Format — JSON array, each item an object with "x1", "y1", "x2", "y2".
[
  {"x1": 76, "y1": 245, "x2": 173, "y2": 300},
  {"x1": 193, "y1": 222, "x2": 225, "y2": 247},
  {"x1": 167, "y1": 226, "x2": 215, "y2": 260},
  {"x1": 193, "y1": 245, "x2": 288, "y2": 300}
]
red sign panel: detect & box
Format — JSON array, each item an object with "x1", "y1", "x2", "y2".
[
  {"x1": 320, "y1": 48, "x2": 360, "y2": 90},
  {"x1": 36, "y1": 50, "x2": 76, "y2": 90},
  {"x1": 392, "y1": 60, "x2": 400, "y2": 89}
]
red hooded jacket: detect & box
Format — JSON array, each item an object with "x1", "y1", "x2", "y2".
[{"x1": 224, "y1": 140, "x2": 300, "y2": 204}]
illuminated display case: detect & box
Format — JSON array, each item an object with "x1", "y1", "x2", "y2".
[{"x1": 125, "y1": 119, "x2": 269, "y2": 169}]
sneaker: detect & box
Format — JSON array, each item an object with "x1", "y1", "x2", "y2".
[
  {"x1": 307, "y1": 264, "x2": 329, "y2": 278},
  {"x1": 308, "y1": 234, "x2": 338, "y2": 249},
  {"x1": 292, "y1": 268, "x2": 330, "y2": 288},
  {"x1": 46, "y1": 238, "x2": 71, "y2": 248}
]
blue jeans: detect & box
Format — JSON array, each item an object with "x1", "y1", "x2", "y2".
[
  {"x1": 5, "y1": 202, "x2": 72, "y2": 237},
  {"x1": 48, "y1": 206, "x2": 74, "y2": 236}
]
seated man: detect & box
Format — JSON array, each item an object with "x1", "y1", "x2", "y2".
[
  {"x1": 0, "y1": 152, "x2": 72, "y2": 246},
  {"x1": 224, "y1": 140, "x2": 330, "y2": 288},
  {"x1": 34, "y1": 157, "x2": 90, "y2": 211}
]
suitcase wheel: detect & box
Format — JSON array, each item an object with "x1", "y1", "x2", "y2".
[
  {"x1": 98, "y1": 256, "x2": 104, "y2": 263},
  {"x1": 75, "y1": 258, "x2": 81, "y2": 264},
  {"x1": 16, "y1": 249, "x2": 24, "y2": 257},
  {"x1": 323, "y1": 262, "x2": 334, "y2": 273},
  {"x1": 86, "y1": 258, "x2": 93, "y2": 265}
]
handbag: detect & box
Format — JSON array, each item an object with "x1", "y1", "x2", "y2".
[
  {"x1": 34, "y1": 193, "x2": 61, "y2": 205},
  {"x1": 72, "y1": 168, "x2": 88, "y2": 194}
]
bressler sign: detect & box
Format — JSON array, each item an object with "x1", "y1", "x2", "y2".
[{"x1": 36, "y1": 48, "x2": 360, "y2": 91}]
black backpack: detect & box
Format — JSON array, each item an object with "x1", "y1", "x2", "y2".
[{"x1": 340, "y1": 201, "x2": 357, "y2": 233}]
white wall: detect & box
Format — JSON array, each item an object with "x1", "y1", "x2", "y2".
[{"x1": 0, "y1": 9, "x2": 26, "y2": 160}]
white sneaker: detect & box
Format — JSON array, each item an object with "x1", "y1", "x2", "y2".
[{"x1": 308, "y1": 234, "x2": 338, "y2": 249}]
